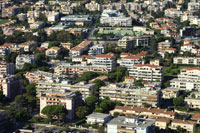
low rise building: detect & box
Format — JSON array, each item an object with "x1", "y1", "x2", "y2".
[
  {"x1": 85, "y1": 1, "x2": 102, "y2": 11},
  {"x1": 0, "y1": 74, "x2": 22, "y2": 100},
  {"x1": 129, "y1": 64, "x2": 163, "y2": 82},
  {"x1": 30, "y1": 21, "x2": 45, "y2": 29},
  {"x1": 155, "y1": 118, "x2": 170, "y2": 130},
  {"x1": 185, "y1": 91, "x2": 200, "y2": 109},
  {"x1": 107, "y1": 116, "x2": 155, "y2": 133},
  {"x1": 161, "y1": 88, "x2": 180, "y2": 99},
  {"x1": 110, "y1": 106, "x2": 176, "y2": 119},
  {"x1": 173, "y1": 56, "x2": 200, "y2": 65},
  {"x1": 100, "y1": 83, "x2": 161, "y2": 107},
  {"x1": 18, "y1": 41, "x2": 38, "y2": 52},
  {"x1": 61, "y1": 15, "x2": 92, "y2": 22},
  {"x1": 86, "y1": 113, "x2": 112, "y2": 125},
  {"x1": 15, "y1": 54, "x2": 35, "y2": 69},
  {"x1": 45, "y1": 47, "x2": 61, "y2": 58},
  {"x1": 40, "y1": 91, "x2": 82, "y2": 120},
  {"x1": 171, "y1": 119, "x2": 196, "y2": 132},
  {"x1": 2, "y1": 6, "x2": 20, "y2": 18},
  {"x1": 47, "y1": 11, "x2": 59, "y2": 22},
  {"x1": 92, "y1": 53, "x2": 116, "y2": 72},
  {"x1": 69, "y1": 40, "x2": 93, "y2": 57},
  {"x1": 157, "y1": 40, "x2": 172, "y2": 51}
]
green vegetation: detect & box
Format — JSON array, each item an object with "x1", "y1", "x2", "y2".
[{"x1": 0, "y1": 19, "x2": 10, "y2": 25}]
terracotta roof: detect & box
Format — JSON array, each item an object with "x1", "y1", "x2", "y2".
[
  {"x1": 120, "y1": 52, "x2": 132, "y2": 55},
  {"x1": 123, "y1": 55, "x2": 141, "y2": 60},
  {"x1": 135, "y1": 64, "x2": 163, "y2": 68},
  {"x1": 47, "y1": 46, "x2": 60, "y2": 51},
  {"x1": 183, "y1": 67, "x2": 200, "y2": 71},
  {"x1": 70, "y1": 40, "x2": 92, "y2": 51},
  {"x1": 95, "y1": 52, "x2": 114, "y2": 58},
  {"x1": 156, "y1": 118, "x2": 170, "y2": 123},
  {"x1": 172, "y1": 119, "x2": 196, "y2": 125},
  {"x1": 192, "y1": 114, "x2": 200, "y2": 120},
  {"x1": 113, "y1": 106, "x2": 175, "y2": 116},
  {"x1": 183, "y1": 44, "x2": 194, "y2": 46},
  {"x1": 125, "y1": 76, "x2": 135, "y2": 80}
]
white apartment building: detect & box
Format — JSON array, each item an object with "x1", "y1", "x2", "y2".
[
  {"x1": 164, "y1": 8, "x2": 182, "y2": 18},
  {"x1": 0, "y1": 61, "x2": 14, "y2": 75},
  {"x1": 184, "y1": 91, "x2": 200, "y2": 109},
  {"x1": 173, "y1": 57, "x2": 200, "y2": 66},
  {"x1": 157, "y1": 40, "x2": 171, "y2": 51},
  {"x1": 170, "y1": 67, "x2": 200, "y2": 91},
  {"x1": 188, "y1": 1, "x2": 200, "y2": 10},
  {"x1": 92, "y1": 53, "x2": 116, "y2": 72},
  {"x1": 69, "y1": 40, "x2": 93, "y2": 57},
  {"x1": 36, "y1": 80, "x2": 95, "y2": 100},
  {"x1": 40, "y1": 91, "x2": 82, "y2": 120},
  {"x1": 15, "y1": 54, "x2": 35, "y2": 69},
  {"x1": 107, "y1": 116, "x2": 155, "y2": 133},
  {"x1": 117, "y1": 55, "x2": 142, "y2": 70},
  {"x1": 100, "y1": 83, "x2": 161, "y2": 107},
  {"x1": 0, "y1": 74, "x2": 22, "y2": 100},
  {"x1": 100, "y1": 9, "x2": 132, "y2": 26},
  {"x1": 88, "y1": 44, "x2": 104, "y2": 56},
  {"x1": 85, "y1": 1, "x2": 102, "y2": 11},
  {"x1": 129, "y1": 64, "x2": 163, "y2": 82},
  {"x1": 47, "y1": 11, "x2": 59, "y2": 22}
]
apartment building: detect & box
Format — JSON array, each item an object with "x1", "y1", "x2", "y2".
[
  {"x1": 117, "y1": 55, "x2": 142, "y2": 70},
  {"x1": 30, "y1": 21, "x2": 45, "y2": 29},
  {"x1": 92, "y1": 53, "x2": 116, "y2": 72},
  {"x1": 157, "y1": 40, "x2": 172, "y2": 51},
  {"x1": 0, "y1": 61, "x2": 14, "y2": 75},
  {"x1": 171, "y1": 119, "x2": 196, "y2": 132},
  {"x1": 69, "y1": 40, "x2": 93, "y2": 57},
  {"x1": 184, "y1": 91, "x2": 200, "y2": 109},
  {"x1": 61, "y1": 15, "x2": 92, "y2": 22},
  {"x1": 129, "y1": 64, "x2": 163, "y2": 82},
  {"x1": 45, "y1": 46, "x2": 61, "y2": 58},
  {"x1": 161, "y1": 88, "x2": 180, "y2": 99},
  {"x1": 164, "y1": 8, "x2": 182, "y2": 18},
  {"x1": 2, "y1": 6, "x2": 19, "y2": 18},
  {"x1": 155, "y1": 118, "x2": 170, "y2": 130},
  {"x1": 40, "y1": 91, "x2": 82, "y2": 120},
  {"x1": 47, "y1": 11, "x2": 59, "y2": 22},
  {"x1": 110, "y1": 106, "x2": 176, "y2": 119},
  {"x1": 0, "y1": 74, "x2": 22, "y2": 100},
  {"x1": 54, "y1": 63, "x2": 108, "y2": 75},
  {"x1": 36, "y1": 80, "x2": 95, "y2": 100},
  {"x1": 170, "y1": 67, "x2": 200, "y2": 91},
  {"x1": 118, "y1": 35, "x2": 151, "y2": 48},
  {"x1": 15, "y1": 54, "x2": 35, "y2": 69},
  {"x1": 18, "y1": 41, "x2": 38, "y2": 52},
  {"x1": 0, "y1": 47, "x2": 10, "y2": 58},
  {"x1": 88, "y1": 44, "x2": 104, "y2": 56},
  {"x1": 85, "y1": 1, "x2": 102, "y2": 11},
  {"x1": 173, "y1": 57, "x2": 200, "y2": 66},
  {"x1": 24, "y1": 71, "x2": 68, "y2": 83},
  {"x1": 100, "y1": 9, "x2": 132, "y2": 26},
  {"x1": 100, "y1": 83, "x2": 161, "y2": 107},
  {"x1": 107, "y1": 116, "x2": 155, "y2": 133}
]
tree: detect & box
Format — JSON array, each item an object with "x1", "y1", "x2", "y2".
[
  {"x1": 173, "y1": 96, "x2": 184, "y2": 107},
  {"x1": 93, "y1": 79, "x2": 105, "y2": 96},
  {"x1": 85, "y1": 96, "x2": 98, "y2": 108},
  {"x1": 48, "y1": 41, "x2": 60, "y2": 48},
  {"x1": 41, "y1": 105, "x2": 67, "y2": 124},
  {"x1": 177, "y1": 126, "x2": 186, "y2": 133},
  {"x1": 113, "y1": 112, "x2": 119, "y2": 118},
  {"x1": 76, "y1": 106, "x2": 88, "y2": 119}
]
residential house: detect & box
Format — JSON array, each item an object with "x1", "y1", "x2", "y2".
[
  {"x1": 45, "y1": 46, "x2": 61, "y2": 58},
  {"x1": 86, "y1": 113, "x2": 112, "y2": 125},
  {"x1": 15, "y1": 54, "x2": 35, "y2": 69}
]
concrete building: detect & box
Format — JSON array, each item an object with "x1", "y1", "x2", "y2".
[
  {"x1": 155, "y1": 118, "x2": 170, "y2": 130},
  {"x1": 47, "y1": 11, "x2": 59, "y2": 22},
  {"x1": 36, "y1": 80, "x2": 95, "y2": 100},
  {"x1": 117, "y1": 55, "x2": 142, "y2": 70},
  {"x1": 17, "y1": 13, "x2": 27, "y2": 21},
  {"x1": 18, "y1": 41, "x2": 38, "y2": 52},
  {"x1": 170, "y1": 67, "x2": 200, "y2": 91},
  {"x1": 15, "y1": 54, "x2": 35, "y2": 69},
  {"x1": 164, "y1": 8, "x2": 182, "y2": 18},
  {"x1": 171, "y1": 119, "x2": 196, "y2": 132},
  {"x1": 100, "y1": 9, "x2": 132, "y2": 26},
  {"x1": 173, "y1": 57, "x2": 200, "y2": 66},
  {"x1": 107, "y1": 116, "x2": 155, "y2": 133},
  {"x1": 185, "y1": 91, "x2": 200, "y2": 109},
  {"x1": 2, "y1": 6, "x2": 19, "y2": 18},
  {"x1": 30, "y1": 21, "x2": 45, "y2": 29},
  {"x1": 40, "y1": 91, "x2": 82, "y2": 120},
  {"x1": 86, "y1": 113, "x2": 112, "y2": 125},
  {"x1": 129, "y1": 64, "x2": 163, "y2": 82},
  {"x1": 69, "y1": 40, "x2": 93, "y2": 57},
  {"x1": 54, "y1": 63, "x2": 109, "y2": 75},
  {"x1": 92, "y1": 53, "x2": 116, "y2": 72},
  {"x1": 0, "y1": 61, "x2": 14, "y2": 75},
  {"x1": 157, "y1": 40, "x2": 172, "y2": 51},
  {"x1": 85, "y1": 1, "x2": 102, "y2": 11},
  {"x1": 0, "y1": 74, "x2": 22, "y2": 100},
  {"x1": 61, "y1": 15, "x2": 92, "y2": 22},
  {"x1": 24, "y1": 70, "x2": 68, "y2": 83},
  {"x1": 110, "y1": 106, "x2": 176, "y2": 119},
  {"x1": 100, "y1": 83, "x2": 161, "y2": 107},
  {"x1": 161, "y1": 88, "x2": 180, "y2": 99},
  {"x1": 45, "y1": 46, "x2": 61, "y2": 58},
  {"x1": 88, "y1": 44, "x2": 104, "y2": 56}
]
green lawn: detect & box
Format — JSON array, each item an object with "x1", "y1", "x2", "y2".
[{"x1": 0, "y1": 19, "x2": 10, "y2": 25}]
